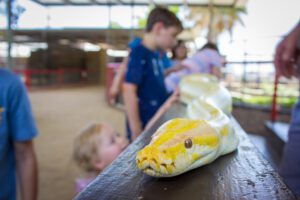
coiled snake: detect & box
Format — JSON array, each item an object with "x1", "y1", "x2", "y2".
[{"x1": 136, "y1": 74, "x2": 239, "y2": 177}]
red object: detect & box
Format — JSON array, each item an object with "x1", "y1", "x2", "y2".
[
  {"x1": 24, "y1": 70, "x2": 30, "y2": 89},
  {"x1": 270, "y1": 73, "x2": 279, "y2": 122},
  {"x1": 56, "y1": 69, "x2": 64, "y2": 85},
  {"x1": 13, "y1": 68, "x2": 89, "y2": 89}
]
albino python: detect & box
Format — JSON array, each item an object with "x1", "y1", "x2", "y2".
[{"x1": 136, "y1": 74, "x2": 239, "y2": 177}]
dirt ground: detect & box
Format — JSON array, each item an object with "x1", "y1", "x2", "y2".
[{"x1": 28, "y1": 85, "x2": 124, "y2": 200}]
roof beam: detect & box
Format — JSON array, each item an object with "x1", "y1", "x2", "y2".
[{"x1": 30, "y1": 0, "x2": 244, "y2": 7}]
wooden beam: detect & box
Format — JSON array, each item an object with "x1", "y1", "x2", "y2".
[{"x1": 30, "y1": 0, "x2": 244, "y2": 8}]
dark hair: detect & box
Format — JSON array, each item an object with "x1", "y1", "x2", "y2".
[
  {"x1": 145, "y1": 7, "x2": 183, "y2": 33},
  {"x1": 200, "y1": 42, "x2": 219, "y2": 53},
  {"x1": 171, "y1": 40, "x2": 187, "y2": 59}
]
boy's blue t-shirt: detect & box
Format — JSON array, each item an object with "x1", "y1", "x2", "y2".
[
  {"x1": 128, "y1": 37, "x2": 172, "y2": 70},
  {"x1": 125, "y1": 44, "x2": 169, "y2": 128},
  {"x1": 0, "y1": 69, "x2": 38, "y2": 200}
]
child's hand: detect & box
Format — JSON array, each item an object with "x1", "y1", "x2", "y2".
[
  {"x1": 174, "y1": 64, "x2": 187, "y2": 71},
  {"x1": 274, "y1": 23, "x2": 300, "y2": 78},
  {"x1": 164, "y1": 64, "x2": 187, "y2": 76},
  {"x1": 170, "y1": 64, "x2": 186, "y2": 73}
]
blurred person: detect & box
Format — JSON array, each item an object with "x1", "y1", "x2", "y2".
[
  {"x1": 165, "y1": 42, "x2": 222, "y2": 92},
  {"x1": 123, "y1": 7, "x2": 183, "y2": 142},
  {"x1": 274, "y1": 20, "x2": 300, "y2": 197},
  {"x1": 0, "y1": 68, "x2": 38, "y2": 200},
  {"x1": 171, "y1": 39, "x2": 188, "y2": 65},
  {"x1": 109, "y1": 37, "x2": 142, "y2": 105},
  {"x1": 164, "y1": 39, "x2": 187, "y2": 76},
  {"x1": 73, "y1": 123, "x2": 128, "y2": 193},
  {"x1": 109, "y1": 37, "x2": 183, "y2": 105}
]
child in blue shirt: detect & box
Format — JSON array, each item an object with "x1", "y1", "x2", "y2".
[
  {"x1": 0, "y1": 68, "x2": 38, "y2": 200},
  {"x1": 123, "y1": 7, "x2": 183, "y2": 142}
]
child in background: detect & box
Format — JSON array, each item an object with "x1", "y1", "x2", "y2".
[
  {"x1": 171, "y1": 40, "x2": 187, "y2": 65},
  {"x1": 164, "y1": 40, "x2": 187, "y2": 76},
  {"x1": 73, "y1": 123, "x2": 128, "y2": 192},
  {"x1": 123, "y1": 7, "x2": 183, "y2": 142}
]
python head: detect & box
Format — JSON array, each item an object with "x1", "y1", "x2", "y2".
[{"x1": 136, "y1": 118, "x2": 220, "y2": 177}]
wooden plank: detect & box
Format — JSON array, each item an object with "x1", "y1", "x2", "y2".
[{"x1": 74, "y1": 102, "x2": 296, "y2": 200}]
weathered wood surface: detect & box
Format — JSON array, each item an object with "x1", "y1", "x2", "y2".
[{"x1": 75, "y1": 102, "x2": 296, "y2": 200}]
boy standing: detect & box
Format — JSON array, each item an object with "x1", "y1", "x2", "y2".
[{"x1": 123, "y1": 7, "x2": 183, "y2": 141}]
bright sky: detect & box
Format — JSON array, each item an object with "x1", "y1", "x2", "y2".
[
  {"x1": 0, "y1": 0, "x2": 299, "y2": 62},
  {"x1": 219, "y1": 0, "x2": 300, "y2": 61}
]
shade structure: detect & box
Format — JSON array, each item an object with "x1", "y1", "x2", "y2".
[{"x1": 30, "y1": 0, "x2": 247, "y2": 8}]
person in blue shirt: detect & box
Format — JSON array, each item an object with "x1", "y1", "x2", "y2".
[
  {"x1": 123, "y1": 7, "x2": 183, "y2": 142},
  {"x1": 109, "y1": 37, "x2": 174, "y2": 105},
  {"x1": 274, "y1": 20, "x2": 300, "y2": 197},
  {"x1": 0, "y1": 68, "x2": 38, "y2": 200}
]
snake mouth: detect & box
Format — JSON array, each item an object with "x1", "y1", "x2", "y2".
[
  {"x1": 137, "y1": 162, "x2": 159, "y2": 176},
  {"x1": 143, "y1": 165, "x2": 156, "y2": 174},
  {"x1": 137, "y1": 159, "x2": 176, "y2": 177},
  {"x1": 137, "y1": 158, "x2": 159, "y2": 174},
  {"x1": 136, "y1": 147, "x2": 177, "y2": 177}
]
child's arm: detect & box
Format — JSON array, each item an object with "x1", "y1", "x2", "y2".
[
  {"x1": 144, "y1": 88, "x2": 180, "y2": 131},
  {"x1": 164, "y1": 63, "x2": 186, "y2": 76},
  {"x1": 123, "y1": 83, "x2": 142, "y2": 140},
  {"x1": 109, "y1": 57, "x2": 128, "y2": 102},
  {"x1": 14, "y1": 141, "x2": 38, "y2": 200}
]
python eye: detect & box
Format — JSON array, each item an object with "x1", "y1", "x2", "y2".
[{"x1": 184, "y1": 138, "x2": 193, "y2": 149}]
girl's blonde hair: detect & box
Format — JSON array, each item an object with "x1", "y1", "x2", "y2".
[{"x1": 73, "y1": 123, "x2": 102, "y2": 172}]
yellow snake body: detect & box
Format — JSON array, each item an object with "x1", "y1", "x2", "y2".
[{"x1": 136, "y1": 74, "x2": 239, "y2": 177}]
